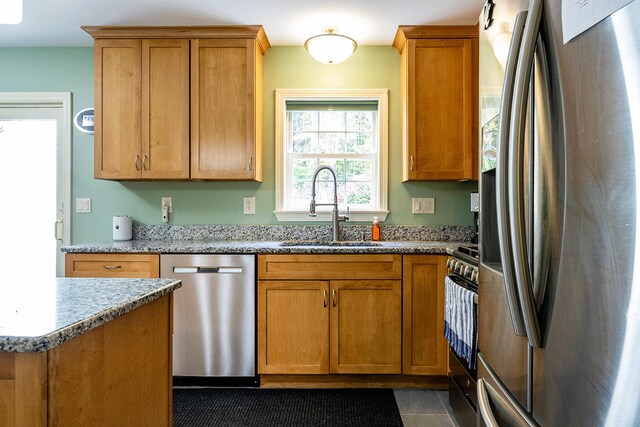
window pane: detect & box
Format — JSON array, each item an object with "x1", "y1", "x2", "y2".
[
  {"x1": 292, "y1": 132, "x2": 318, "y2": 153},
  {"x1": 346, "y1": 159, "x2": 372, "y2": 181},
  {"x1": 292, "y1": 181, "x2": 313, "y2": 207},
  {"x1": 319, "y1": 111, "x2": 346, "y2": 132},
  {"x1": 291, "y1": 111, "x2": 318, "y2": 132},
  {"x1": 292, "y1": 159, "x2": 319, "y2": 181},
  {"x1": 346, "y1": 182, "x2": 372, "y2": 206},
  {"x1": 347, "y1": 111, "x2": 373, "y2": 132},
  {"x1": 317, "y1": 159, "x2": 345, "y2": 180},
  {"x1": 349, "y1": 132, "x2": 373, "y2": 154},
  {"x1": 318, "y1": 132, "x2": 345, "y2": 154}
]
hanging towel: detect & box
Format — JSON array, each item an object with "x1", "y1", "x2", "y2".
[{"x1": 444, "y1": 276, "x2": 478, "y2": 370}]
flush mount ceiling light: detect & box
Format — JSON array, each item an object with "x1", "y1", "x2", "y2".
[
  {"x1": 304, "y1": 27, "x2": 357, "y2": 65},
  {"x1": 0, "y1": 0, "x2": 22, "y2": 24}
]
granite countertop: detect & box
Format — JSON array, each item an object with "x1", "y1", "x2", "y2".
[
  {"x1": 61, "y1": 239, "x2": 466, "y2": 254},
  {"x1": 0, "y1": 278, "x2": 181, "y2": 353}
]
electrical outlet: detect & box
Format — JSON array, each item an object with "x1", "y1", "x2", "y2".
[
  {"x1": 412, "y1": 197, "x2": 435, "y2": 214},
  {"x1": 76, "y1": 198, "x2": 91, "y2": 213},
  {"x1": 243, "y1": 197, "x2": 256, "y2": 215},
  {"x1": 161, "y1": 197, "x2": 172, "y2": 213}
]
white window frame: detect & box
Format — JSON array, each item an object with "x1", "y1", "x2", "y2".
[{"x1": 274, "y1": 89, "x2": 389, "y2": 222}]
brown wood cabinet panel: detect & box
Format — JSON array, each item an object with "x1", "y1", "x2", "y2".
[
  {"x1": 394, "y1": 26, "x2": 478, "y2": 181},
  {"x1": 402, "y1": 255, "x2": 448, "y2": 375},
  {"x1": 258, "y1": 281, "x2": 329, "y2": 374},
  {"x1": 257, "y1": 254, "x2": 402, "y2": 280},
  {"x1": 47, "y1": 295, "x2": 172, "y2": 426},
  {"x1": 65, "y1": 253, "x2": 160, "y2": 278},
  {"x1": 94, "y1": 39, "x2": 142, "y2": 180},
  {"x1": 330, "y1": 280, "x2": 402, "y2": 374},
  {"x1": 191, "y1": 38, "x2": 262, "y2": 180},
  {"x1": 141, "y1": 39, "x2": 190, "y2": 179},
  {"x1": 0, "y1": 352, "x2": 47, "y2": 427}
]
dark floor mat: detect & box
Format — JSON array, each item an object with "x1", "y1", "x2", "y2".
[{"x1": 173, "y1": 388, "x2": 403, "y2": 427}]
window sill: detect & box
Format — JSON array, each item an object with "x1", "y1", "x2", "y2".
[{"x1": 274, "y1": 210, "x2": 389, "y2": 222}]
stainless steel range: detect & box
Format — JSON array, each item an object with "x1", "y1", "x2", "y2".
[{"x1": 445, "y1": 245, "x2": 478, "y2": 427}]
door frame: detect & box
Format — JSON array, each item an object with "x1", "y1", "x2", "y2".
[{"x1": 0, "y1": 92, "x2": 72, "y2": 273}]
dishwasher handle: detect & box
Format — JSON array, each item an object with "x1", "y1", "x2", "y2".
[{"x1": 173, "y1": 266, "x2": 243, "y2": 274}]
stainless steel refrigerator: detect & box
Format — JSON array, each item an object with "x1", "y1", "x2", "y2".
[{"x1": 478, "y1": 0, "x2": 640, "y2": 425}]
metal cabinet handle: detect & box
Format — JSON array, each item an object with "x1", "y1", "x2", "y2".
[
  {"x1": 410, "y1": 155, "x2": 414, "y2": 172},
  {"x1": 134, "y1": 155, "x2": 140, "y2": 171},
  {"x1": 142, "y1": 154, "x2": 148, "y2": 171},
  {"x1": 496, "y1": 11, "x2": 528, "y2": 337},
  {"x1": 323, "y1": 290, "x2": 327, "y2": 308},
  {"x1": 249, "y1": 155, "x2": 253, "y2": 171},
  {"x1": 332, "y1": 289, "x2": 337, "y2": 307},
  {"x1": 508, "y1": 0, "x2": 543, "y2": 348},
  {"x1": 477, "y1": 379, "x2": 500, "y2": 427},
  {"x1": 103, "y1": 265, "x2": 122, "y2": 270}
]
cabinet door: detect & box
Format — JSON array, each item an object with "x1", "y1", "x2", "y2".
[
  {"x1": 258, "y1": 281, "x2": 329, "y2": 374},
  {"x1": 404, "y1": 38, "x2": 474, "y2": 181},
  {"x1": 191, "y1": 39, "x2": 261, "y2": 180},
  {"x1": 330, "y1": 280, "x2": 402, "y2": 374},
  {"x1": 141, "y1": 40, "x2": 190, "y2": 179},
  {"x1": 402, "y1": 255, "x2": 448, "y2": 375},
  {"x1": 94, "y1": 39, "x2": 142, "y2": 179},
  {"x1": 65, "y1": 253, "x2": 160, "y2": 278}
]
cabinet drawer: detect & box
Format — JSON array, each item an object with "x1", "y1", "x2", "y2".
[
  {"x1": 258, "y1": 254, "x2": 402, "y2": 280},
  {"x1": 65, "y1": 253, "x2": 160, "y2": 278}
]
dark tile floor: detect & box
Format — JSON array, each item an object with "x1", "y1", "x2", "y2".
[{"x1": 393, "y1": 389, "x2": 462, "y2": 427}]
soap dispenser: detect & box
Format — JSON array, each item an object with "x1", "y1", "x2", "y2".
[{"x1": 371, "y1": 216, "x2": 381, "y2": 241}]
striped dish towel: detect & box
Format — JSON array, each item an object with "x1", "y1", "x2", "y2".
[{"x1": 444, "y1": 276, "x2": 478, "y2": 370}]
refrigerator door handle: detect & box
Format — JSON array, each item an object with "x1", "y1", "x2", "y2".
[
  {"x1": 478, "y1": 378, "x2": 500, "y2": 427},
  {"x1": 508, "y1": 0, "x2": 544, "y2": 348},
  {"x1": 496, "y1": 10, "x2": 528, "y2": 337}
]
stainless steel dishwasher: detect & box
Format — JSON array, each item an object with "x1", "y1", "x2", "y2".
[{"x1": 160, "y1": 254, "x2": 256, "y2": 385}]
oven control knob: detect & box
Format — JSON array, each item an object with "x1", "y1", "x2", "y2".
[
  {"x1": 446, "y1": 258, "x2": 453, "y2": 269},
  {"x1": 463, "y1": 265, "x2": 472, "y2": 277},
  {"x1": 471, "y1": 270, "x2": 478, "y2": 282},
  {"x1": 454, "y1": 261, "x2": 462, "y2": 273}
]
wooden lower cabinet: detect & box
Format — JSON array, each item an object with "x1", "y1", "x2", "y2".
[
  {"x1": 65, "y1": 253, "x2": 160, "y2": 278},
  {"x1": 402, "y1": 255, "x2": 448, "y2": 375},
  {"x1": 330, "y1": 280, "x2": 401, "y2": 374},
  {"x1": 258, "y1": 281, "x2": 329, "y2": 374},
  {"x1": 258, "y1": 279, "x2": 401, "y2": 375}
]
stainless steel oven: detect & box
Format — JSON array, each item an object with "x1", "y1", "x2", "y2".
[{"x1": 445, "y1": 246, "x2": 478, "y2": 427}]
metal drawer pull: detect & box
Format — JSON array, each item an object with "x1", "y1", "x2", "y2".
[
  {"x1": 323, "y1": 290, "x2": 327, "y2": 308},
  {"x1": 410, "y1": 155, "x2": 414, "y2": 171},
  {"x1": 249, "y1": 155, "x2": 253, "y2": 171},
  {"x1": 173, "y1": 267, "x2": 243, "y2": 274},
  {"x1": 332, "y1": 289, "x2": 337, "y2": 307},
  {"x1": 103, "y1": 265, "x2": 122, "y2": 269},
  {"x1": 142, "y1": 154, "x2": 148, "y2": 171},
  {"x1": 134, "y1": 155, "x2": 140, "y2": 171}
]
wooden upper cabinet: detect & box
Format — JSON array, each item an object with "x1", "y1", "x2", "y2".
[
  {"x1": 84, "y1": 26, "x2": 270, "y2": 181},
  {"x1": 141, "y1": 39, "x2": 190, "y2": 179},
  {"x1": 191, "y1": 39, "x2": 262, "y2": 181},
  {"x1": 94, "y1": 39, "x2": 142, "y2": 180},
  {"x1": 394, "y1": 26, "x2": 479, "y2": 181}
]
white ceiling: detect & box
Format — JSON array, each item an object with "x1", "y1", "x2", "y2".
[{"x1": 0, "y1": 0, "x2": 485, "y2": 47}]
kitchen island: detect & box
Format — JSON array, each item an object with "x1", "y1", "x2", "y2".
[{"x1": 0, "y1": 277, "x2": 181, "y2": 426}]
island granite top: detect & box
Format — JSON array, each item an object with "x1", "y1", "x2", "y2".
[
  {"x1": 0, "y1": 278, "x2": 181, "y2": 353},
  {"x1": 61, "y1": 239, "x2": 466, "y2": 254}
]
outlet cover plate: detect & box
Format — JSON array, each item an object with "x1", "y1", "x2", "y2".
[
  {"x1": 161, "y1": 197, "x2": 172, "y2": 213},
  {"x1": 412, "y1": 197, "x2": 435, "y2": 214},
  {"x1": 76, "y1": 197, "x2": 91, "y2": 213},
  {"x1": 243, "y1": 196, "x2": 256, "y2": 215}
]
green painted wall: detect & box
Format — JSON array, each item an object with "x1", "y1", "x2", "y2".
[{"x1": 0, "y1": 46, "x2": 477, "y2": 244}]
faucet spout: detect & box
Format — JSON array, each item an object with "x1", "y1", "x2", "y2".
[{"x1": 309, "y1": 166, "x2": 348, "y2": 241}]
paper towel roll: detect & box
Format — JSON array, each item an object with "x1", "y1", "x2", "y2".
[{"x1": 113, "y1": 216, "x2": 133, "y2": 241}]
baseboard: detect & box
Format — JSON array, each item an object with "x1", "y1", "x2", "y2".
[{"x1": 259, "y1": 374, "x2": 448, "y2": 389}]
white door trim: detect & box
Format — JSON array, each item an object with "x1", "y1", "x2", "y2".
[{"x1": 0, "y1": 92, "x2": 73, "y2": 250}]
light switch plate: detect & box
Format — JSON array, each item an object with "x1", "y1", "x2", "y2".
[
  {"x1": 243, "y1": 197, "x2": 256, "y2": 215},
  {"x1": 412, "y1": 197, "x2": 435, "y2": 214},
  {"x1": 161, "y1": 197, "x2": 172, "y2": 213},
  {"x1": 76, "y1": 197, "x2": 91, "y2": 213}
]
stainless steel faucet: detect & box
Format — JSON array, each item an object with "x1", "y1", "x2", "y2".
[{"x1": 309, "y1": 166, "x2": 349, "y2": 241}]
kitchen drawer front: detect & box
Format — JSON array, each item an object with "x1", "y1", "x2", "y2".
[
  {"x1": 65, "y1": 253, "x2": 160, "y2": 278},
  {"x1": 258, "y1": 254, "x2": 402, "y2": 280}
]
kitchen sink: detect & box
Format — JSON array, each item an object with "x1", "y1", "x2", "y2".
[{"x1": 279, "y1": 240, "x2": 383, "y2": 247}]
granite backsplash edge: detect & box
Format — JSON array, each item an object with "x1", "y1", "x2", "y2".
[{"x1": 132, "y1": 224, "x2": 475, "y2": 242}]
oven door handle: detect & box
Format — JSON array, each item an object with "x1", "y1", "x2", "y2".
[{"x1": 446, "y1": 274, "x2": 478, "y2": 304}]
